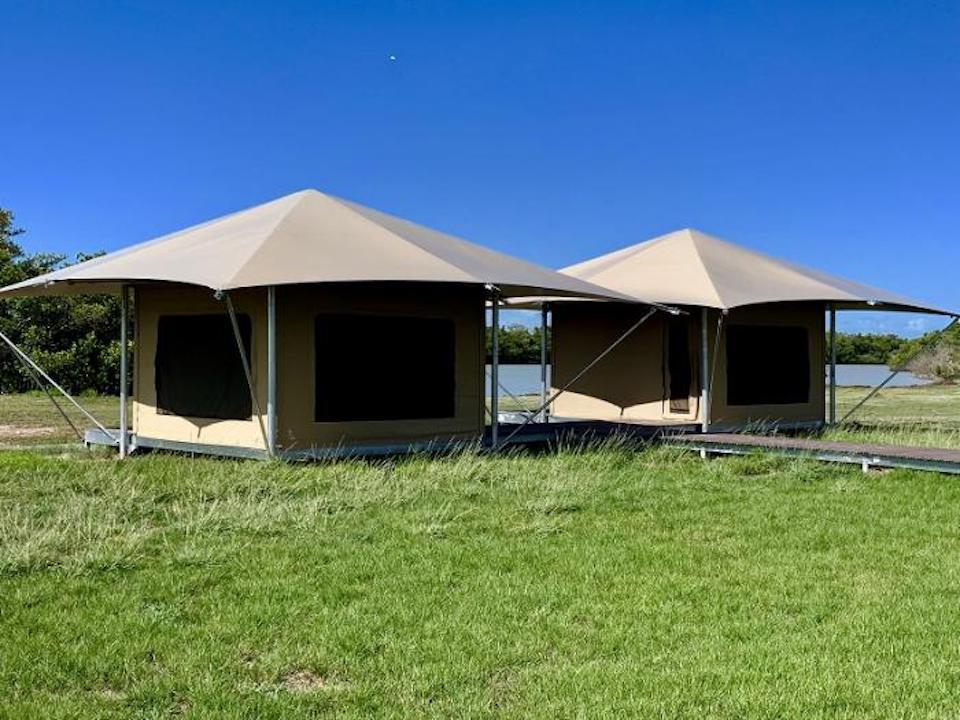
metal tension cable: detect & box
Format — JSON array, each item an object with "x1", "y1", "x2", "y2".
[
  {"x1": 493, "y1": 306, "x2": 664, "y2": 451},
  {"x1": 839, "y1": 315, "x2": 959, "y2": 425},
  {"x1": 0, "y1": 328, "x2": 117, "y2": 443}
]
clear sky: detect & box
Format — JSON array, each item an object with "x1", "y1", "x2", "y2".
[{"x1": 2, "y1": 1, "x2": 957, "y2": 334}]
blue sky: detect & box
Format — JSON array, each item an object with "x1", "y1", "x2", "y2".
[{"x1": 1, "y1": 0, "x2": 957, "y2": 334}]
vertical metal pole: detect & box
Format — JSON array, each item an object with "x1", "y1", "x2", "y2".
[
  {"x1": 539, "y1": 302, "x2": 549, "y2": 422},
  {"x1": 700, "y1": 306, "x2": 710, "y2": 433},
  {"x1": 119, "y1": 285, "x2": 129, "y2": 458},
  {"x1": 267, "y1": 286, "x2": 277, "y2": 457},
  {"x1": 829, "y1": 304, "x2": 837, "y2": 425},
  {"x1": 490, "y1": 292, "x2": 500, "y2": 448}
]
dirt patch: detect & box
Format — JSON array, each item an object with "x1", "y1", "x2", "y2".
[
  {"x1": 280, "y1": 669, "x2": 342, "y2": 694},
  {"x1": 0, "y1": 424, "x2": 58, "y2": 439}
]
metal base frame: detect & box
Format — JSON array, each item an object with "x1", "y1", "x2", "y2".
[{"x1": 671, "y1": 438, "x2": 960, "y2": 476}]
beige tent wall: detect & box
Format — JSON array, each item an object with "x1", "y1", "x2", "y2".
[
  {"x1": 551, "y1": 302, "x2": 825, "y2": 427},
  {"x1": 550, "y1": 304, "x2": 702, "y2": 422},
  {"x1": 708, "y1": 303, "x2": 826, "y2": 429},
  {"x1": 276, "y1": 283, "x2": 484, "y2": 449},
  {"x1": 133, "y1": 283, "x2": 486, "y2": 452},
  {"x1": 133, "y1": 285, "x2": 269, "y2": 449}
]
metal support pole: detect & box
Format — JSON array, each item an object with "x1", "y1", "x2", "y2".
[
  {"x1": 222, "y1": 292, "x2": 271, "y2": 458},
  {"x1": 119, "y1": 285, "x2": 129, "y2": 458},
  {"x1": 839, "y1": 315, "x2": 959, "y2": 425},
  {"x1": 15, "y1": 350, "x2": 84, "y2": 444},
  {"x1": 496, "y1": 307, "x2": 658, "y2": 450},
  {"x1": 828, "y1": 304, "x2": 837, "y2": 425},
  {"x1": 0, "y1": 329, "x2": 117, "y2": 441},
  {"x1": 539, "y1": 303, "x2": 549, "y2": 422},
  {"x1": 266, "y1": 286, "x2": 277, "y2": 457},
  {"x1": 700, "y1": 307, "x2": 710, "y2": 433},
  {"x1": 490, "y1": 290, "x2": 500, "y2": 448}
]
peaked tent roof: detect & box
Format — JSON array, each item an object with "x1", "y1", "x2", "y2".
[
  {"x1": 561, "y1": 228, "x2": 954, "y2": 315},
  {"x1": 0, "y1": 190, "x2": 636, "y2": 302}
]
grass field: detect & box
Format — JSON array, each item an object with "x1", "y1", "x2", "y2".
[
  {"x1": 826, "y1": 383, "x2": 960, "y2": 449},
  {"x1": 4, "y1": 446, "x2": 960, "y2": 718},
  {"x1": 2, "y1": 385, "x2": 960, "y2": 717}
]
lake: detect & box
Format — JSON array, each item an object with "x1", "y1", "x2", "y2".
[{"x1": 486, "y1": 363, "x2": 932, "y2": 397}]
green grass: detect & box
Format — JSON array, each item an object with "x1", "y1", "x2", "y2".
[
  {"x1": 825, "y1": 384, "x2": 960, "y2": 449},
  {"x1": 3, "y1": 447, "x2": 960, "y2": 718},
  {"x1": 0, "y1": 391, "x2": 129, "y2": 448}
]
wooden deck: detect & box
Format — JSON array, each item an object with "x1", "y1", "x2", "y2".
[{"x1": 668, "y1": 433, "x2": 960, "y2": 475}]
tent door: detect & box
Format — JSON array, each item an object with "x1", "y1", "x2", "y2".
[{"x1": 663, "y1": 315, "x2": 698, "y2": 419}]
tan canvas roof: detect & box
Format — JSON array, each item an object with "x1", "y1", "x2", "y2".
[
  {"x1": 562, "y1": 228, "x2": 954, "y2": 315},
  {"x1": 0, "y1": 190, "x2": 637, "y2": 302}
]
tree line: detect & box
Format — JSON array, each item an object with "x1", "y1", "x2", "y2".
[{"x1": 0, "y1": 210, "x2": 122, "y2": 394}]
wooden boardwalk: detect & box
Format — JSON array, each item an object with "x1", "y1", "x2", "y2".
[{"x1": 668, "y1": 433, "x2": 960, "y2": 475}]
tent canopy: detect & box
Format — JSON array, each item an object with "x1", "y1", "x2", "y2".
[
  {"x1": 561, "y1": 228, "x2": 954, "y2": 315},
  {"x1": 0, "y1": 190, "x2": 637, "y2": 303}
]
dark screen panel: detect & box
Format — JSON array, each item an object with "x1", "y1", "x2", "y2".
[
  {"x1": 315, "y1": 314, "x2": 455, "y2": 422},
  {"x1": 155, "y1": 314, "x2": 252, "y2": 420},
  {"x1": 666, "y1": 316, "x2": 693, "y2": 412},
  {"x1": 726, "y1": 325, "x2": 810, "y2": 406}
]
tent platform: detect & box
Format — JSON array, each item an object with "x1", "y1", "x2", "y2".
[
  {"x1": 485, "y1": 419, "x2": 701, "y2": 447},
  {"x1": 667, "y1": 433, "x2": 960, "y2": 475},
  {"x1": 84, "y1": 425, "x2": 960, "y2": 475},
  {"x1": 84, "y1": 420, "x2": 701, "y2": 460}
]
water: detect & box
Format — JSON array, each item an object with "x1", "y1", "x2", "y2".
[
  {"x1": 832, "y1": 363, "x2": 932, "y2": 388},
  {"x1": 486, "y1": 363, "x2": 931, "y2": 397}
]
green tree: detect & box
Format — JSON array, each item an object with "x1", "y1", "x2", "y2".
[
  {"x1": 833, "y1": 333, "x2": 907, "y2": 365},
  {"x1": 486, "y1": 324, "x2": 549, "y2": 364},
  {"x1": 0, "y1": 209, "x2": 122, "y2": 394},
  {"x1": 890, "y1": 324, "x2": 960, "y2": 382}
]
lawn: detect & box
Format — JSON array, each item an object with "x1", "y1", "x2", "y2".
[
  {"x1": 4, "y1": 447, "x2": 960, "y2": 718},
  {"x1": 2, "y1": 385, "x2": 960, "y2": 717},
  {"x1": 0, "y1": 391, "x2": 128, "y2": 448},
  {"x1": 826, "y1": 384, "x2": 960, "y2": 449},
  {"x1": 3, "y1": 447, "x2": 960, "y2": 717}
]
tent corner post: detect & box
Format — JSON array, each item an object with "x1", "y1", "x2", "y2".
[
  {"x1": 828, "y1": 303, "x2": 837, "y2": 425},
  {"x1": 490, "y1": 289, "x2": 501, "y2": 450},
  {"x1": 700, "y1": 307, "x2": 711, "y2": 433},
  {"x1": 266, "y1": 286, "x2": 277, "y2": 458},
  {"x1": 539, "y1": 302, "x2": 549, "y2": 423},
  {"x1": 119, "y1": 285, "x2": 130, "y2": 459}
]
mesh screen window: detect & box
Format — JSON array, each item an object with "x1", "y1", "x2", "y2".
[
  {"x1": 666, "y1": 316, "x2": 693, "y2": 413},
  {"x1": 155, "y1": 314, "x2": 252, "y2": 420},
  {"x1": 315, "y1": 314, "x2": 456, "y2": 422},
  {"x1": 726, "y1": 325, "x2": 810, "y2": 406}
]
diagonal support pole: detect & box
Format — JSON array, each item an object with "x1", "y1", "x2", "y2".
[
  {"x1": 0, "y1": 329, "x2": 117, "y2": 442},
  {"x1": 494, "y1": 307, "x2": 659, "y2": 451},
  {"x1": 839, "y1": 315, "x2": 959, "y2": 425},
  {"x1": 222, "y1": 292, "x2": 272, "y2": 458},
  {"x1": 15, "y1": 352, "x2": 85, "y2": 445}
]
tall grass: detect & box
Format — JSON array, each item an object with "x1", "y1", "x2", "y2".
[{"x1": 4, "y1": 447, "x2": 960, "y2": 717}]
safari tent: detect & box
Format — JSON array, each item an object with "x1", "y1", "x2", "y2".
[
  {"x1": 550, "y1": 229, "x2": 953, "y2": 431},
  {"x1": 0, "y1": 189, "x2": 637, "y2": 458}
]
